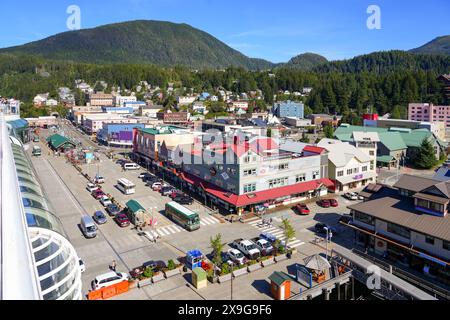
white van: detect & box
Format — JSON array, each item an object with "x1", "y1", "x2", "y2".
[
  {"x1": 123, "y1": 162, "x2": 140, "y2": 170},
  {"x1": 80, "y1": 215, "x2": 97, "y2": 238},
  {"x1": 92, "y1": 271, "x2": 129, "y2": 290}
]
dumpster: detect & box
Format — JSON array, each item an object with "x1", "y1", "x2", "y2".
[{"x1": 192, "y1": 267, "x2": 207, "y2": 289}]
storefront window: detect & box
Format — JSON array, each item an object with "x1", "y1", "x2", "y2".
[
  {"x1": 387, "y1": 222, "x2": 410, "y2": 239},
  {"x1": 354, "y1": 211, "x2": 375, "y2": 225}
]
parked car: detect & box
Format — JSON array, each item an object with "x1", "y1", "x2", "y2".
[
  {"x1": 227, "y1": 248, "x2": 247, "y2": 265},
  {"x1": 92, "y1": 189, "x2": 106, "y2": 200},
  {"x1": 356, "y1": 192, "x2": 364, "y2": 200},
  {"x1": 92, "y1": 271, "x2": 129, "y2": 290},
  {"x1": 329, "y1": 198, "x2": 338, "y2": 207},
  {"x1": 232, "y1": 239, "x2": 260, "y2": 260},
  {"x1": 79, "y1": 258, "x2": 86, "y2": 273},
  {"x1": 138, "y1": 172, "x2": 147, "y2": 179},
  {"x1": 173, "y1": 195, "x2": 193, "y2": 205},
  {"x1": 251, "y1": 237, "x2": 274, "y2": 256},
  {"x1": 317, "y1": 199, "x2": 331, "y2": 208},
  {"x1": 115, "y1": 213, "x2": 130, "y2": 227},
  {"x1": 295, "y1": 203, "x2": 310, "y2": 215},
  {"x1": 99, "y1": 195, "x2": 112, "y2": 207},
  {"x1": 86, "y1": 183, "x2": 98, "y2": 193},
  {"x1": 80, "y1": 216, "x2": 97, "y2": 238},
  {"x1": 106, "y1": 204, "x2": 121, "y2": 216},
  {"x1": 151, "y1": 182, "x2": 163, "y2": 191},
  {"x1": 93, "y1": 210, "x2": 107, "y2": 225},
  {"x1": 94, "y1": 175, "x2": 105, "y2": 184},
  {"x1": 169, "y1": 190, "x2": 184, "y2": 199},
  {"x1": 344, "y1": 192, "x2": 358, "y2": 200},
  {"x1": 339, "y1": 214, "x2": 353, "y2": 224},
  {"x1": 160, "y1": 186, "x2": 175, "y2": 196},
  {"x1": 314, "y1": 223, "x2": 337, "y2": 236}
]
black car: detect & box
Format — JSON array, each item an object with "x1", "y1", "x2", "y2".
[
  {"x1": 106, "y1": 204, "x2": 120, "y2": 216},
  {"x1": 174, "y1": 195, "x2": 193, "y2": 205}
]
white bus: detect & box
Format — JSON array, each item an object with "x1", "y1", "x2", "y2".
[
  {"x1": 117, "y1": 178, "x2": 136, "y2": 195},
  {"x1": 123, "y1": 162, "x2": 140, "y2": 170}
]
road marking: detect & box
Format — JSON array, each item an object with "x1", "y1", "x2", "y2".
[
  {"x1": 288, "y1": 240, "x2": 305, "y2": 248},
  {"x1": 166, "y1": 225, "x2": 180, "y2": 234},
  {"x1": 156, "y1": 229, "x2": 166, "y2": 236},
  {"x1": 157, "y1": 227, "x2": 171, "y2": 236}
]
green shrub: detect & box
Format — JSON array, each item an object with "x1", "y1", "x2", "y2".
[
  {"x1": 167, "y1": 259, "x2": 176, "y2": 270},
  {"x1": 142, "y1": 267, "x2": 153, "y2": 278},
  {"x1": 220, "y1": 263, "x2": 231, "y2": 275}
]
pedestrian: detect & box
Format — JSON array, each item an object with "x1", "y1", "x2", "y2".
[{"x1": 111, "y1": 260, "x2": 117, "y2": 272}]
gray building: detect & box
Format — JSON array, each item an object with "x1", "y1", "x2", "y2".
[{"x1": 272, "y1": 100, "x2": 304, "y2": 118}]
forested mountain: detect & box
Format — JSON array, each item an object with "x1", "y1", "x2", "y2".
[
  {"x1": 0, "y1": 20, "x2": 274, "y2": 70},
  {"x1": 313, "y1": 50, "x2": 449, "y2": 74},
  {"x1": 410, "y1": 36, "x2": 450, "y2": 55},
  {"x1": 280, "y1": 53, "x2": 328, "y2": 70}
]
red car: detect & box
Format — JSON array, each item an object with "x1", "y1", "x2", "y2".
[
  {"x1": 169, "y1": 190, "x2": 184, "y2": 199},
  {"x1": 92, "y1": 188, "x2": 106, "y2": 200},
  {"x1": 329, "y1": 198, "x2": 338, "y2": 207},
  {"x1": 295, "y1": 203, "x2": 310, "y2": 215},
  {"x1": 317, "y1": 199, "x2": 331, "y2": 208},
  {"x1": 115, "y1": 213, "x2": 130, "y2": 227}
]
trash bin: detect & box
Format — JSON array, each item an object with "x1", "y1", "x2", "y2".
[{"x1": 192, "y1": 267, "x2": 207, "y2": 289}]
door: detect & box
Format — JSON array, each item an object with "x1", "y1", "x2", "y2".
[{"x1": 280, "y1": 284, "x2": 285, "y2": 300}]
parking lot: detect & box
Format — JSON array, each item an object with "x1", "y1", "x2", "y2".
[{"x1": 28, "y1": 123, "x2": 358, "y2": 299}]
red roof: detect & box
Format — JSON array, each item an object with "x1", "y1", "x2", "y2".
[
  {"x1": 303, "y1": 145, "x2": 326, "y2": 154},
  {"x1": 179, "y1": 172, "x2": 334, "y2": 207}
]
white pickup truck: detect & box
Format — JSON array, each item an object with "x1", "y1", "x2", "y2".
[
  {"x1": 251, "y1": 237, "x2": 274, "y2": 256},
  {"x1": 232, "y1": 238, "x2": 260, "y2": 260}
]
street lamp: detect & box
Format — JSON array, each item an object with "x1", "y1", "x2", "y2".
[
  {"x1": 229, "y1": 261, "x2": 234, "y2": 300},
  {"x1": 324, "y1": 227, "x2": 332, "y2": 260}
]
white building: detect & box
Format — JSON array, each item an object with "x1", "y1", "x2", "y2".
[
  {"x1": 114, "y1": 95, "x2": 137, "y2": 107},
  {"x1": 45, "y1": 99, "x2": 58, "y2": 107},
  {"x1": 177, "y1": 96, "x2": 197, "y2": 106},
  {"x1": 318, "y1": 138, "x2": 377, "y2": 192}
]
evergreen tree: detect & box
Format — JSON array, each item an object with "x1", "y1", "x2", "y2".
[{"x1": 414, "y1": 139, "x2": 438, "y2": 169}]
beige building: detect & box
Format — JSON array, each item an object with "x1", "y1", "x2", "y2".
[{"x1": 89, "y1": 93, "x2": 114, "y2": 107}]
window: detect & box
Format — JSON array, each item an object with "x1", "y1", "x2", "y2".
[
  {"x1": 416, "y1": 198, "x2": 428, "y2": 208},
  {"x1": 369, "y1": 151, "x2": 375, "y2": 156},
  {"x1": 354, "y1": 211, "x2": 375, "y2": 225},
  {"x1": 443, "y1": 241, "x2": 450, "y2": 251},
  {"x1": 296, "y1": 173, "x2": 306, "y2": 182},
  {"x1": 387, "y1": 222, "x2": 410, "y2": 239},
  {"x1": 243, "y1": 155, "x2": 251, "y2": 163},
  {"x1": 425, "y1": 236, "x2": 435, "y2": 245},
  {"x1": 268, "y1": 177, "x2": 288, "y2": 189},
  {"x1": 243, "y1": 183, "x2": 256, "y2": 193},
  {"x1": 312, "y1": 170, "x2": 319, "y2": 179},
  {"x1": 337, "y1": 170, "x2": 344, "y2": 177},
  {"x1": 278, "y1": 163, "x2": 289, "y2": 170},
  {"x1": 362, "y1": 166, "x2": 368, "y2": 172},
  {"x1": 347, "y1": 169, "x2": 352, "y2": 175},
  {"x1": 370, "y1": 161, "x2": 374, "y2": 170},
  {"x1": 243, "y1": 168, "x2": 257, "y2": 176},
  {"x1": 353, "y1": 168, "x2": 359, "y2": 174},
  {"x1": 429, "y1": 201, "x2": 444, "y2": 213}
]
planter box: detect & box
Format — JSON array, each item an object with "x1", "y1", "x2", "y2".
[
  {"x1": 274, "y1": 253, "x2": 288, "y2": 262},
  {"x1": 232, "y1": 268, "x2": 248, "y2": 278},
  {"x1": 261, "y1": 257, "x2": 275, "y2": 267},
  {"x1": 152, "y1": 273, "x2": 165, "y2": 283},
  {"x1": 137, "y1": 278, "x2": 152, "y2": 288},
  {"x1": 163, "y1": 267, "x2": 181, "y2": 279},
  {"x1": 247, "y1": 263, "x2": 262, "y2": 272},
  {"x1": 218, "y1": 273, "x2": 232, "y2": 283}
]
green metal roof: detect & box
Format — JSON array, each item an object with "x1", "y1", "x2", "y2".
[
  {"x1": 126, "y1": 199, "x2": 146, "y2": 214},
  {"x1": 268, "y1": 271, "x2": 291, "y2": 286},
  {"x1": 46, "y1": 134, "x2": 75, "y2": 149},
  {"x1": 377, "y1": 155, "x2": 395, "y2": 163},
  {"x1": 398, "y1": 130, "x2": 432, "y2": 148},
  {"x1": 139, "y1": 126, "x2": 179, "y2": 135},
  {"x1": 378, "y1": 132, "x2": 407, "y2": 151}
]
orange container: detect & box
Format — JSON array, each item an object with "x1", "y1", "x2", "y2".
[{"x1": 88, "y1": 290, "x2": 102, "y2": 300}]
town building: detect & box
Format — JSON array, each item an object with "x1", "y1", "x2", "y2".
[
  {"x1": 308, "y1": 114, "x2": 342, "y2": 127},
  {"x1": 69, "y1": 106, "x2": 103, "y2": 125},
  {"x1": 97, "y1": 123, "x2": 145, "y2": 148},
  {"x1": 272, "y1": 100, "x2": 304, "y2": 119},
  {"x1": 230, "y1": 100, "x2": 249, "y2": 112},
  {"x1": 334, "y1": 124, "x2": 446, "y2": 168},
  {"x1": 285, "y1": 117, "x2": 312, "y2": 128},
  {"x1": 157, "y1": 112, "x2": 190, "y2": 125},
  {"x1": 348, "y1": 175, "x2": 450, "y2": 284},
  {"x1": 192, "y1": 101, "x2": 207, "y2": 114},
  {"x1": 114, "y1": 95, "x2": 137, "y2": 107},
  {"x1": 317, "y1": 138, "x2": 377, "y2": 192},
  {"x1": 367, "y1": 118, "x2": 446, "y2": 141},
  {"x1": 88, "y1": 93, "x2": 114, "y2": 107},
  {"x1": 177, "y1": 96, "x2": 197, "y2": 106},
  {"x1": 82, "y1": 114, "x2": 138, "y2": 134},
  {"x1": 139, "y1": 104, "x2": 163, "y2": 118},
  {"x1": 0, "y1": 97, "x2": 21, "y2": 120},
  {"x1": 33, "y1": 93, "x2": 49, "y2": 107},
  {"x1": 25, "y1": 116, "x2": 58, "y2": 128},
  {"x1": 408, "y1": 103, "x2": 450, "y2": 128}
]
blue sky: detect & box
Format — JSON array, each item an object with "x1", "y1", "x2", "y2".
[{"x1": 1, "y1": 0, "x2": 448, "y2": 62}]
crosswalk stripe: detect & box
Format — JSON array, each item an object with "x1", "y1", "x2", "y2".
[
  {"x1": 288, "y1": 241, "x2": 305, "y2": 248},
  {"x1": 151, "y1": 230, "x2": 159, "y2": 238},
  {"x1": 156, "y1": 229, "x2": 166, "y2": 236},
  {"x1": 262, "y1": 227, "x2": 277, "y2": 232},
  {"x1": 158, "y1": 227, "x2": 171, "y2": 236},
  {"x1": 205, "y1": 216, "x2": 219, "y2": 224},
  {"x1": 166, "y1": 225, "x2": 179, "y2": 233},
  {"x1": 201, "y1": 219, "x2": 213, "y2": 225},
  {"x1": 248, "y1": 220, "x2": 261, "y2": 226},
  {"x1": 200, "y1": 221, "x2": 206, "y2": 226},
  {"x1": 172, "y1": 225, "x2": 183, "y2": 232}
]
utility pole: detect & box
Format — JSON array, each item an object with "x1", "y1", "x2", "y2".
[{"x1": 230, "y1": 261, "x2": 234, "y2": 300}]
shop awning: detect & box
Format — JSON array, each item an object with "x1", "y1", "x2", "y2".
[
  {"x1": 179, "y1": 172, "x2": 334, "y2": 208},
  {"x1": 376, "y1": 155, "x2": 395, "y2": 163}
]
